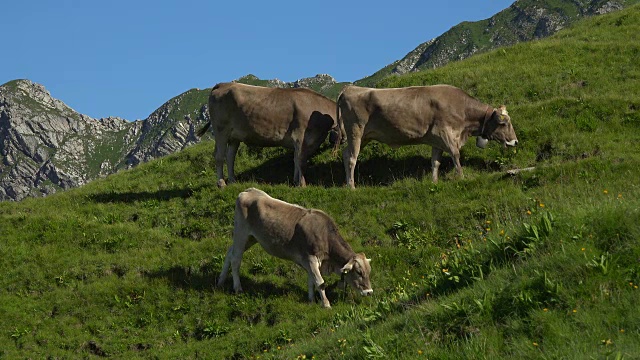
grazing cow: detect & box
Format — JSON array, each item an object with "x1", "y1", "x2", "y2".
[
  {"x1": 335, "y1": 85, "x2": 519, "y2": 188},
  {"x1": 217, "y1": 188, "x2": 373, "y2": 308},
  {"x1": 196, "y1": 82, "x2": 338, "y2": 188}
]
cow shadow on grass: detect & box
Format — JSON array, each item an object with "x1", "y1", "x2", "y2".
[
  {"x1": 144, "y1": 265, "x2": 351, "y2": 305},
  {"x1": 235, "y1": 148, "x2": 440, "y2": 187},
  {"x1": 237, "y1": 150, "x2": 500, "y2": 187},
  {"x1": 89, "y1": 186, "x2": 201, "y2": 204},
  {"x1": 143, "y1": 266, "x2": 216, "y2": 291},
  {"x1": 235, "y1": 151, "x2": 344, "y2": 187},
  {"x1": 144, "y1": 265, "x2": 299, "y2": 298}
]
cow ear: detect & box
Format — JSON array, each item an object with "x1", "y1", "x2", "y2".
[
  {"x1": 498, "y1": 106, "x2": 509, "y2": 124},
  {"x1": 341, "y1": 259, "x2": 355, "y2": 273}
]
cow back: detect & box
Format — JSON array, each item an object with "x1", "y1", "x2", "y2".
[
  {"x1": 210, "y1": 83, "x2": 336, "y2": 148},
  {"x1": 340, "y1": 85, "x2": 479, "y2": 146}
]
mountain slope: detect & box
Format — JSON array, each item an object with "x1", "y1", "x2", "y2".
[
  {"x1": 235, "y1": 73, "x2": 351, "y2": 101},
  {"x1": 0, "y1": 80, "x2": 215, "y2": 201},
  {"x1": 356, "y1": 0, "x2": 639, "y2": 87},
  {"x1": 1, "y1": 5, "x2": 640, "y2": 358},
  {"x1": 0, "y1": 73, "x2": 347, "y2": 201},
  {"x1": 0, "y1": 80, "x2": 143, "y2": 200},
  {"x1": 2, "y1": 0, "x2": 638, "y2": 202}
]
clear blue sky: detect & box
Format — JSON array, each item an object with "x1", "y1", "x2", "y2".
[{"x1": 2, "y1": 0, "x2": 514, "y2": 120}]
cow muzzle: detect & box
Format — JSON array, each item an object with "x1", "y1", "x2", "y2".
[
  {"x1": 360, "y1": 289, "x2": 373, "y2": 296},
  {"x1": 505, "y1": 139, "x2": 518, "y2": 147}
]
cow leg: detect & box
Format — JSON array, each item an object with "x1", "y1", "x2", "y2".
[
  {"x1": 218, "y1": 228, "x2": 255, "y2": 293},
  {"x1": 307, "y1": 275, "x2": 316, "y2": 304},
  {"x1": 305, "y1": 256, "x2": 330, "y2": 308},
  {"x1": 227, "y1": 140, "x2": 240, "y2": 183},
  {"x1": 293, "y1": 143, "x2": 307, "y2": 187},
  {"x1": 451, "y1": 148, "x2": 464, "y2": 179},
  {"x1": 228, "y1": 231, "x2": 256, "y2": 294},
  {"x1": 343, "y1": 132, "x2": 363, "y2": 189},
  {"x1": 214, "y1": 134, "x2": 228, "y2": 188},
  {"x1": 431, "y1": 147, "x2": 443, "y2": 183}
]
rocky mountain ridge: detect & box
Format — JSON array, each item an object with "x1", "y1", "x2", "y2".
[
  {"x1": 356, "y1": 0, "x2": 638, "y2": 86},
  {"x1": 2, "y1": 0, "x2": 637, "y2": 201},
  {"x1": 0, "y1": 74, "x2": 341, "y2": 201},
  {"x1": 0, "y1": 79, "x2": 220, "y2": 201}
]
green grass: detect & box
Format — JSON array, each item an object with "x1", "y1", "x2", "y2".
[
  {"x1": 2, "y1": 5, "x2": 640, "y2": 359},
  {"x1": 358, "y1": 0, "x2": 640, "y2": 86}
]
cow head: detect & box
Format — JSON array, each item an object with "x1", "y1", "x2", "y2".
[
  {"x1": 329, "y1": 127, "x2": 340, "y2": 146},
  {"x1": 340, "y1": 253, "x2": 373, "y2": 296},
  {"x1": 477, "y1": 105, "x2": 518, "y2": 149}
]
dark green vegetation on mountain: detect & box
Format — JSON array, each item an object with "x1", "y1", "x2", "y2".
[
  {"x1": 2, "y1": 4, "x2": 640, "y2": 359},
  {"x1": 356, "y1": 0, "x2": 640, "y2": 87}
]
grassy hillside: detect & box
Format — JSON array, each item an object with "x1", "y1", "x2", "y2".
[
  {"x1": 2, "y1": 5, "x2": 640, "y2": 359},
  {"x1": 357, "y1": 0, "x2": 640, "y2": 87}
]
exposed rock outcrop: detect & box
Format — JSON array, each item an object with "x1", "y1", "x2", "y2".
[
  {"x1": 357, "y1": 0, "x2": 637, "y2": 85},
  {"x1": 0, "y1": 80, "x2": 210, "y2": 201}
]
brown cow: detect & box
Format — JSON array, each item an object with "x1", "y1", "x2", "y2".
[
  {"x1": 196, "y1": 82, "x2": 337, "y2": 188},
  {"x1": 335, "y1": 85, "x2": 518, "y2": 188},
  {"x1": 217, "y1": 188, "x2": 373, "y2": 308}
]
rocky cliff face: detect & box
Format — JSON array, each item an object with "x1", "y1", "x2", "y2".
[
  {"x1": 235, "y1": 73, "x2": 348, "y2": 100},
  {"x1": 123, "y1": 89, "x2": 209, "y2": 167},
  {"x1": 0, "y1": 80, "x2": 214, "y2": 201},
  {"x1": 0, "y1": 80, "x2": 145, "y2": 200},
  {"x1": 357, "y1": 0, "x2": 637, "y2": 86}
]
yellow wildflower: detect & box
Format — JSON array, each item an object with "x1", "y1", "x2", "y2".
[
  {"x1": 543, "y1": 308, "x2": 548, "y2": 312},
  {"x1": 527, "y1": 210, "x2": 532, "y2": 215},
  {"x1": 533, "y1": 342, "x2": 539, "y2": 347},
  {"x1": 539, "y1": 203, "x2": 545, "y2": 208},
  {"x1": 572, "y1": 309, "x2": 577, "y2": 313},
  {"x1": 603, "y1": 189, "x2": 608, "y2": 194}
]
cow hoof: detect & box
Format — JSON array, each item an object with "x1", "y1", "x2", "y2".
[{"x1": 217, "y1": 179, "x2": 227, "y2": 188}]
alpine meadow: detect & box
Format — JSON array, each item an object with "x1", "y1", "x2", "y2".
[{"x1": 1, "y1": 4, "x2": 640, "y2": 359}]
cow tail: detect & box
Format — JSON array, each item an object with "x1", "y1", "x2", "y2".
[
  {"x1": 332, "y1": 93, "x2": 343, "y2": 157},
  {"x1": 197, "y1": 87, "x2": 219, "y2": 138},
  {"x1": 195, "y1": 121, "x2": 211, "y2": 137}
]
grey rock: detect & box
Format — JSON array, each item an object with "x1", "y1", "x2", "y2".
[{"x1": 357, "y1": 0, "x2": 635, "y2": 86}]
